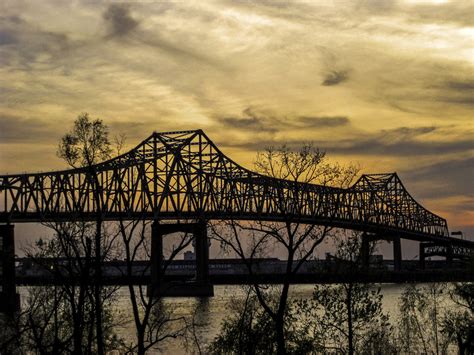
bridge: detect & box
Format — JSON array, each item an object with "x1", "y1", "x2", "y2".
[{"x1": 0, "y1": 129, "x2": 472, "y2": 299}]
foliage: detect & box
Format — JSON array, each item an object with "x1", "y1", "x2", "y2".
[
  {"x1": 208, "y1": 288, "x2": 312, "y2": 355},
  {"x1": 57, "y1": 112, "x2": 111, "y2": 168},
  {"x1": 20, "y1": 285, "x2": 124, "y2": 354},
  {"x1": 441, "y1": 283, "x2": 474, "y2": 354},
  {"x1": 2, "y1": 228, "x2": 125, "y2": 354},
  {"x1": 294, "y1": 232, "x2": 396, "y2": 354},
  {"x1": 396, "y1": 283, "x2": 450, "y2": 354},
  {"x1": 297, "y1": 283, "x2": 394, "y2": 354}
]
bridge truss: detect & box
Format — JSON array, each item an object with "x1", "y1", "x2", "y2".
[{"x1": 0, "y1": 129, "x2": 454, "y2": 243}]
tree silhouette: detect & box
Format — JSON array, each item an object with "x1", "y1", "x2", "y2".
[{"x1": 211, "y1": 144, "x2": 359, "y2": 354}]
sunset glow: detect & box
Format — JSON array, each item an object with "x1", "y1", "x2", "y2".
[{"x1": 1, "y1": 0, "x2": 473, "y2": 238}]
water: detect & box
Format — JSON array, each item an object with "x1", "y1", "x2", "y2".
[
  {"x1": 18, "y1": 283, "x2": 458, "y2": 354},
  {"x1": 110, "y1": 283, "x2": 450, "y2": 354}
]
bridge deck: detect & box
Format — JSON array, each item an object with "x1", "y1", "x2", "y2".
[{"x1": 0, "y1": 129, "x2": 458, "y2": 244}]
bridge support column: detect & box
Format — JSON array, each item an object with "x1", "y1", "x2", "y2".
[
  {"x1": 446, "y1": 245, "x2": 453, "y2": 267},
  {"x1": 195, "y1": 221, "x2": 210, "y2": 285},
  {"x1": 148, "y1": 221, "x2": 213, "y2": 298},
  {"x1": 393, "y1": 237, "x2": 402, "y2": 271},
  {"x1": 0, "y1": 224, "x2": 20, "y2": 317},
  {"x1": 361, "y1": 233, "x2": 371, "y2": 269},
  {"x1": 149, "y1": 221, "x2": 163, "y2": 296},
  {"x1": 419, "y1": 243, "x2": 427, "y2": 270}
]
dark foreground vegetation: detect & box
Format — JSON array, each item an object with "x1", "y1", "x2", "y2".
[{"x1": 0, "y1": 114, "x2": 472, "y2": 354}]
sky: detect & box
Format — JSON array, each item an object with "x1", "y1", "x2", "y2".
[{"x1": 0, "y1": 0, "x2": 473, "y2": 254}]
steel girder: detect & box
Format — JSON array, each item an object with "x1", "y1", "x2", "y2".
[{"x1": 0, "y1": 130, "x2": 451, "y2": 241}]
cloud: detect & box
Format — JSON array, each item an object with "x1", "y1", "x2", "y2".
[
  {"x1": 369, "y1": 65, "x2": 474, "y2": 114},
  {"x1": 100, "y1": 3, "x2": 219, "y2": 67},
  {"x1": 322, "y1": 70, "x2": 349, "y2": 86},
  {"x1": 296, "y1": 116, "x2": 349, "y2": 127},
  {"x1": 217, "y1": 108, "x2": 350, "y2": 134},
  {"x1": 445, "y1": 79, "x2": 474, "y2": 92},
  {"x1": 219, "y1": 107, "x2": 279, "y2": 133},
  {"x1": 0, "y1": 114, "x2": 60, "y2": 143},
  {"x1": 321, "y1": 126, "x2": 472, "y2": 157},
  {"x1": 0, "y1": 15, "x2": 74, "y2": 70},
  {"x1": 406, "y1": 2, "x2": 474, "y2": 27},
  {"x1": 402, "y1": 157, "x2": 474, "y2": 200},
  {"x1": 103, "y1": 4, "x2": 139, "y2": 37},
  {"x1": 437, "y1": 79, "x2": 474, "y2": 107},
  {"x1": 0, "y1": 29, "x2": 16, "y2": 45},
  {"x1": 219, "y1": 125, "x2": 473, "y2": 158},
  {"x1": 380, "y1": 126, "x2": 437, "y2": 140}
]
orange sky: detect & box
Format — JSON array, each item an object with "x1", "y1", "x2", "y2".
[{"x1": 0, "y1": 0, "x2": 473, "y2": 243}]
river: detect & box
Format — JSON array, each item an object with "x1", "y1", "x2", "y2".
[{"x1": 88, "y1": 283, "x2": 457, "y2": 354}]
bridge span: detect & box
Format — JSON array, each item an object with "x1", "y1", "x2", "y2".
[{"x1": 0, "y1": 130, "x2": 472, "y2": 299}]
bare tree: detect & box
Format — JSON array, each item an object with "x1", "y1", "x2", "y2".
[
  {"x1": 211, "y1": 144, "x2": 359, "y2": 354},
  {"x1": 1, "y1": 113, "x2": 126, "y2": 353},
  {"x1": 117, "y1": 217, "x2": 192, "y2": 354},
  {"x1": 18, "y1": 222, "x2": 123, "y2": 354},
  {"x1": 58, "y1": 113, "x2": 112, "y2": 355}
]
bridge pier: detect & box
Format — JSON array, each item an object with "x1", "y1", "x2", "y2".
[
  {"x1": 446, "y1": 245, "x2": 453, "y2": 267},
  {"x1": 150, "y1": 221, "x2": 163, "y2": 290},
  {"x1": 0, "y1": 224, "x2": 20, "y2": 317},
  {"x1": 148, "y1": 221, "x2": 214, "y2": 297},
  {"x1": 393, "y1": 237, "x2": 402, "y2": 271},
  {"x1": 360, "y1": 233, "x2": 402, "y2": 271},
  {"x1": 195, "y1": 222, "x2": 210, "y2": 286},
  {"x1": 360, "y1": 233, "x2": 371, "y2": 269},
  {"x1": 419, "y1": 242, "x2": 427, "y2": 269}
]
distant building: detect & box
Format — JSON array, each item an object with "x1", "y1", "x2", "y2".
[
  {"x1": 184, "y1": 250, "x2": 196, "y2": 260},
  {"x1": 370, "y1": 254, "x2": 383, "y2": 263}
]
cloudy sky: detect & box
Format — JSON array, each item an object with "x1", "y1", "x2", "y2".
[{"x1": 0, "y1": 0, "x2": 473, "y2": 247}]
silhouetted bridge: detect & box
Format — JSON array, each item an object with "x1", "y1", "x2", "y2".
[{"x1": 0, "y1": 130, "x2": 473, "y2": 298}]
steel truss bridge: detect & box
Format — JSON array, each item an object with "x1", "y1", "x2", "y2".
[
  {"x1": 0, "y1": 129, "x2": 469, "y2": 242},
  {"x1": 0, "y1": 129, "x2": 472, "y2": 298}
]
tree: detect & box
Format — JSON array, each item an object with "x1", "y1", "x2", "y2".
[
  {"x1": 208, "y1": 287, "x2": 312, "y2": 354},
  {"x1": 211, "y1": 144, "x2": 359, "y2": 354},
  {"x1": 397, "y1": 283, "x2": 450, "y2": 354},
  {"x1": 295, "y1": 232, "x2": 395, "y2": 354},
  {"x1": 57, "y1": 112, "x2": 112, "y2": 355},
  {"x1": 117, "y1": 218, "x2": 190, "y2": 354},
  {"x1": 57, "y1": 113, "x2": 112, "y2": 168},
  {"x1": 28, "y1": 226, "x2": 123, "y2": 353},
  {"x1": 1, "y1": 225, "x2": 124, "y2": 354},
  {"x1": 442, "y1": 283, "x2": 474, "y2": 354}
]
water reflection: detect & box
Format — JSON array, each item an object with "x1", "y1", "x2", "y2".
[{"x1": 18, "y1": 284, "x2": 459, "y2": 354}]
